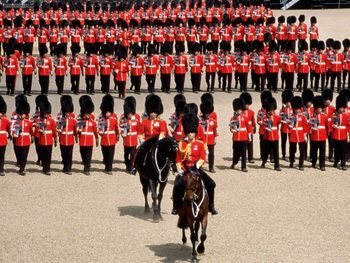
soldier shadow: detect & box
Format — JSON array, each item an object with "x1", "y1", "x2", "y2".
[
  {"x1": 215, "y1": 165, "x2": 232, "y2": 171},
  {"x1": 146, "y1": 243, "x2": 192, "y2": 263},
  {"x1": 117, "y1": 205, "x2": 155, "y2": 222}
]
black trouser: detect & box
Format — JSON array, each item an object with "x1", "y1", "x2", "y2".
[
  {"x1": 117, "y1": 80, "x2": 126, "y2": 97},
  {"x1": 34, "y1": 137, "x2": 41, "y2": 162},
  {"x1": 161, "y1": 74, "x2": 171, "y2": 92},
  {"x1": 39, "y1": 145, "x2": 53, "y2": 173},
  {"x1": 85, "y1": 75, "x2": 95, "y2": 94},
  {"x1": 325, "y1": 69, "x2": 331, "y2": 88},
  {"x1": 60, "y1": 145, "x2": 73, "y2": 172},
  {"x1": 96, "y1": 42, "x2": 102, "y2": 54},
  {"x1": 102, "y1": 145, "x2": 115, "y2": 172},
  {"x1": 343, "y1": 70, "x2": 350, "y2": 89},
  {"x1": 259, "y1": 134, "x2": 265, "y2": 159},
  {"x1": 289, "y1": 142, "x2": 306, "y2": 168},
  {"x1": 328, "y1": 135, "x2": 334, "y2": 160},
  {"x1": 314, "y1": 72, "x2": 325, "y2": 91},
  {"x1": 141, "y1": 41, "x2": 149, "y2": 54},
  {"x1": 131, "y1": 75, "x2": 142, "y2": 93},
  {"x1": 50, "y1": 42, "x2": 57, "y2": 56},
  {"x1": 297, "y1": 72, "x2": 308, "y2": 91},
  {"x1": 100, "y1": 75, "x2": 110, "y2": 93},
  {"x1": 205, "y1": 72, "x2": 215, "y2": 92},
  {"x1": 191, "y1": 73, "x2": 201, "y2": 92},
  {"x1": 6, "y1": 75, "x2": 16, "y2": 95},
  {"x1": 15, "y1": 146, "x2": 29, "y2": 172},
  {"x1": 277, "y1": 40, "x2": 286, "y2": 52},
  {"x1": 187, "y1": 41, "x2": 194, "y2": 54},
  {"x1": 284, "y1": 72, "x2": 294, "y2": 90},
  {"x1": 200, "y1": 40, "x2": 207, "y2": 54},
  {"x1": 212, "y1": 40, "x2": 219, "y2": 54},
  {"x1": 208, "y1": 144, "x2": 215, "y2": 170},
  {"x1": 310, "y1": 70, "x2": 315, "y2": 89},
  {"x1": 237, "y1": 72, "x2": 248, "y2": 92},
  {"x1": 222, "y1": 73, "x2": 232, "y2": 91},
  {"x1": 107, "y1": 42, "x2": 115, "y2": 54},
  {"x1": 0, "y1": 146, "x2": 6, "y2": 173},
  {"x1": 247, "y1": 137, "x2": 253, "y2": 162},
  {"x1": 164, "y1": 41, "x2": 174, "y2": 54},
  {"x1": 310, "y1": 141, "x2": 326, "y2": 168},
  {"x1": 22, "y1": 74, "x2": 33, "y2": 94},
  {"x1": 251, "y1": 71, "x2": 256, "y2": 89},
  {"x1": 55, "y1": 75, "x2": 65, "y2": 94},
  {"x1": 175, "y1": 74, "x2": 185, "y2": 92},
  {"x1": 124, "y1": 146, "x2": 136, "y2": 171},
  {"x1": 266, "y1": 72, "x2": 278, "y2": 92},
  {"x1": 281, "y1": 132, "x2": 290, "y2": 158},
  {"x1": 330, "y1": 71, "x2": 341, "y2": 91},
  {"x1": 71, "y1": 74, "x2": 80, "y2": 94},
  {"x1": 80, "y1": 146, "x2": 93, "y2": 172},
  {"x1": 262, "y1": 140, "x2": 280, "y2": 169},
  {"x1": 333, "y1": 139, "x2": 347, "y2": 167},
  {"x1": 39, "y1": 75, "x2": 49, "y2": 94},
  {"x1": 146, "y1": 74, "x2": 156, "y2": 93},
  {"x1": 254, "y1": 74, "x2": 265, "y2": 91},
  {"x1": 173, "y1": 169, "x2": 216, "y2": 210},
  {"x1": 232, "y1": 141, "x2": 247, "y2": 169},
  {"x1": 234, "y1": 72, "x2": 239, "y2": 89},
  {"x1": 154, "y1": 42, "x2": 161, "y2": 54}
]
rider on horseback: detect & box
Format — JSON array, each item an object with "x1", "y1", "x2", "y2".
[
  {"x1": 172, "y1": 113, "x2": 218, "y2": 215},
  {"x1": 131, "y1": 94, "x2": 168, "y2": 175}
]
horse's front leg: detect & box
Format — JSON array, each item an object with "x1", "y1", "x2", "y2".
[
  {"x1": 194, "y1": 220, "x2": 200, "y2": 242},
  {"x1": 190, "y1": 225, "x2": 198, "y2": 263},
  {"x1": 157, "y1": 181, "x2": 167, "y2": 218},
  {"x1": 197, "y1": 215, "x2": 208, "y2": 254},
  {"x1": 140, "y1": 177, "x2": 150, "y2": 213},
  {"x1": 182, "y1": 227, "x2": 187, "y2": 244},
  {"x1": 148, "y1": 179, "x2": 160, "y2": 222}
]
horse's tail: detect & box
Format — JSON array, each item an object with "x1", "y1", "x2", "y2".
[{"x1": 177, "y1": 216, "x2": 189, "y2": 229}]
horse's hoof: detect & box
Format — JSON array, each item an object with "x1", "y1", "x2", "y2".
[
  {"x1": 191, "y1": 255, "x2": 198, "y2": 263},
  {"x1": 144, "y1": 206, "x2": 150, "y2": 214},
  {"x1": 153, "y1": 214, "x2": 160, "y2": 223},
  {"x1": 197, "y1": 243, "x2": 205, "y2": 254},
  {"x1": 182, "y1": 237, "x2": 187, "y2": 244}
]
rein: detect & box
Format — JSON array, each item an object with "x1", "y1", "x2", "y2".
[
  {"x1": 153, "y1": 144, "x2": 170, "y2": 183},
  {"x1": 191, "y1": 180, "x2": 206, "y2": 219}
]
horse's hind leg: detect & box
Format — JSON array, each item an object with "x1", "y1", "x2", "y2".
[
  {"x1": 157, "y1": 182, "x2": 167, "y2": 218},
  {"x1": 140, "y1": 177, "x2": 150, "y2": 213},
  {"x1": 148, "y1": 179, "x2": 160, "y2": 221},
  {"x1": 190, "y1": 225, "x2": 198, "y2": 263},
  {"x1": 197, "y1": 216, "x2": 208, "y2": 254}
]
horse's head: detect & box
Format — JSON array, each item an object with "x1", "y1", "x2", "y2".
[
  {"x1": 156, "y1": 137, "x2": 178, "y2": 163},
  {"x1": 183, "y1": 168, "x2": 202, "y2": 202}
]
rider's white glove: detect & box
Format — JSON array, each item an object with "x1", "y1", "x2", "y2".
[
  {"x1": 196, "y1": 162, "x2": 201, "y2": 169},
  {"x1": 177, "y1": 169, "x2": 184, "y2": 176}
]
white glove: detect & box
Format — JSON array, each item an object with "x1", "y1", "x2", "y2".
[
  {"x1": 177, "y1": 169, "x2": 184, "y2": 176},
  {"x1": 196, "y1": 162, "x2": 201, "y2": 169}
]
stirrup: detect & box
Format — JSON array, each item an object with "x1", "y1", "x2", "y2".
[
  {"x1": 131, "y1": 168, "x2": 137, "y2": 175},
  {"x1": 210, "y1": 207, "x2": 218, "y2": 215},
  {"x1": 171, "y1": 207, "x2": 178, "y2": 215}
]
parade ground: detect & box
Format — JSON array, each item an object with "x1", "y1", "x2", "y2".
[{"x1": 1, "y1": 9, "x2": 350, "y2": 263}]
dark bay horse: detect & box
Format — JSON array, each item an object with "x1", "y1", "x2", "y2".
[
  {"x1": 177, "y1": 169, "x2": 209, "y2": 263},
  {"x1": 137, "y1": 136, "x2": 178, "y2": 222}
]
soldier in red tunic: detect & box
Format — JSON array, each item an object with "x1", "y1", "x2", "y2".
[
  {"x1": 99, "y1": 44, "x2": 113, "y2": 94},
  {"x1": 144, "y1": 44, "x2": 159, "y2": 93},
  {"x1": 0, "y1": 99, "x2": 10, "y2": 176},
  {"x1": 309, "y1": 96, "x2": 328, "y2": 171},
  {"x1": 84, "y1": 44, "x2": 99, "y2": 95},
  {"x1": 331, "y1": 96, "x2": 350, "y2": 170},
  {"x1": 49, "y1": 20, "x2": 59, "y2": 56},
  {"x1": 235, "y1": 42, "x2": 250, "y2": 92},
  {"x1": 204, "y1": 42, "x2": 218, "y2": 93},
  {"x1": 114, "y1": 45, "x2": 129, "y2": 98},
  {"x1": 329, "y1": 40, "x2": 344, "y2": 92},
  {"x1": 24, "y1": 19, "x2": 35, "y2": 55},
  {"x1": 296, "y1": 41, "x2": 310, "y2": 91},
  {"x1": 129, "y1": 44, "x2": 144, "y2": 94},
  {"x1": 77, "y1": 96, "x2": 98, "y2": 175},
  {"x1": 309, "y1": 16, "x2": 319, "y2": 42},
  {"x1": 120, "y1": 97, "x2": 141, "y2": 173},
  {"x1": 20, "y1": 43, "x2": 36, "y2": 96},
  {"x1": 280, "y1": 90, "x2": 294, "y2": 160},
  {"x1": 54, "y1": 43, "x2": 68, "y2": 95},
  {"x1": 189, "y1": 42, "x2": 203, "y2": 93},
  {"x1": 69, "y1": 45, "x2": 84, "y2": 95},
  {"x1": 322, "y1": 88, "x2": 336, "y2": 162},
  {"x1": 172, "y1": 113, "x2": 217, "y2": 215},
  {"x1": 37, "y1": 101, "x2": 57, "y2": 175},
  {"x1": 98, "y1": 95, "x2": 119, "y2": 174},
  {"x1": 57, "y1": 95, "x2": 76, "y2": 175},
  {"x1": 266, "y1": 40, "x2": 280, "y2": 92},
  {"x1": 314, "y1": 41, "x2": 327, "y2": 91},
  {"x1": 37, "y1": 44, "x2": 52, "y2": 95},
  {"x1": 230, "y1": 98, "x2": 250, "y2": 172},
  {"x1": 173, "y1": 43, "x2": 187, "y2": 93},
  {"x1": 159, "y1": 42, "x2": 173, "y2": 93},
  {"x1": 342, "y1": 39, "x2": 350, "y2": 90},
  {"x1": 4, "y1": 42, "x2": 19, "y2": 96},
  {"x1": 261, "y1": 97, "x2": 282, "y2": 171}
]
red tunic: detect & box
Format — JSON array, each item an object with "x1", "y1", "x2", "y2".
[
  {"x1": 54, "y1": 56, "x2": 68, "y2": 76},
  {"x1": 98, "y1": 115, "x2": 119, "y2": 146},
  {"x1": 119, "y1": 116, "x2": 142, "y2": 147},
  {"x1": 69, "y1": 56, "x2": 84, "y2": 75},
  {"x1": 12, "y1": 119, "x2": 33, "y2": 146},
  {"x1": 229, "y1": 114, "x2": 250, "y2": 141},
  {"x1": 330, "y1": 113, "x2": 350, "y2": 141},
  {"x1": 37, "y1": 56, "x2": 52, "y2": 76},
  {"x1": 262, "y1": 114, "x2": 281, "y2": 141},
  {"x1": 77, "y1": 119, "x2": 98, "y2": 147},
  {"x1": 297, "y1": 23, "x2": 308, "y2": 40},
  {"x1": 204, "y1": 53, "x2": 218, "y2": 73},
  {"x1": 289, "y1": 114, "x2": 308, "y2": 143},
  {"x1": 4, "y1": 55, "x2": 19, "y2": 76},
  {"x1": 144, "y1": 55, "x2": 159, "y2": 75},
  {"x1": 201, "y1": 118, "x2": 218, "y2": 145},
  {"x1": 281, "y1": 53, "x2": 297, "y2": 73},
  {"x1": 114, "y1": 59, "x2": 129, "y2": 82},
  {"x1": 219, "y1": 54, "x2": 235, "y2": 74},
  {"x1": 173, "y1": 55, "x2": 187, "y2": 74},
  {"x1": 141, "y1": 119, "x2": 167, "y2": 141},
  {"x1": 129, "y1": 56, "x2": 144, "y2": 76},
  {"x1": 280, "y1": 106, "x2": 293, "y2": 134},
  {"x1": 159, "y1": 55, "x2": 173, "y2": 75},
  {"x1": 266, "y1": 52, "x2": 280, "y2": 73},
  {"x1": 296, "y1": 52, "x2": 310, "y2": 74},
  {"x1": 176, "y1": 139, "x2": 206, "y2": 170},
  {"x1": 99, "y1": 55, "x2": 113, "y2": 76},
  {"x1": 235, "y1": 54, "x2": 250, "y2": 73},
  {"x1": 84, "y1": 55, "x2": 99, "y2": 76},
  {"x1": 58, "y1": 115, "x2": 77, "y2": 146},
  {"x1": 189, "y1": 55, "x2": 203, "y2": 74},
  {"x1": 0, "y1": 117, "x2": 10, "y2": 146},
  {"x1": 20, "y1": 55, "x2": 36, "y2": 75},
  {"x1": 309, "y1": 113, "x2": 328, "y2": 141}
]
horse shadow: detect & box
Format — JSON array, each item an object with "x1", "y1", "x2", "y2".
[
  {"x1": 146, "y1": 243, "x2": 192, "y2": 263},
  {"x1": 117, "y1": 205, "x2": 155, "y2": 222}
]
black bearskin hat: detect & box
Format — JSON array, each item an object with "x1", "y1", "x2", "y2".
[
  {"x1": 14, "y1": 16, "x2": 23, "y2": 27},
  {"x1": 39, "y1": 101, "x2": 52, "y2": 115},
  {"x1": 131, "y1": 44, "x2": 141, "y2": 55},
  {"x1": 240, "y1": 41, "x2": 249, "y2": 53},
  {"x1": 343, "y1": 39, "x2": 350, "y2": 49},
  {"x1": 265, "y1": 97, "x2": 277, "y2": 111},
  {"x1": 61, "y1": 95, "x2": 73, "y2": 115},
  {"x1": 269, "y1": 40, "x2": 278, "y2": 52},
  {"x1": 291, "y1": 96, "x2": 303, "y2": 110},
  {"x1": 201, "y1": 93, "x2": 214, "y2": 104},
  {"x1": 302, "y1": 89, "x2": 314, "y2": 105},
  {"x1": 16, "y1": 101, "x2": 30, "y2": 115},
  {"x1": 50, "y1": 19, "x2": 57, "y2": 27},
  {"x1": 161, "y1": 42, "x2": 171, "y2": 55},
  {"x1": 326, "y1": 38, "x2": 334, "y2": 48},
  {"x1": 310, "y1": 39, "x2": 318, "y2": 50},
  {"x1": 278, "y1": 15, "x2": 285, "y2": 24},
  {"x1": 124, "y1": 100, "x2": 136, "y2": 115},
  {"x1": 71, "y1": 44, "x2": 81, "y2": 55},
  {"x1": 336, "y1": 95, "x2": 348, "y2": 109},
  {"x1": 174, "y1": 94, "x2": 186, "y2": 106},
  {"x1": 200, "y1": 100, "x2": 214, "y2": 115},
  {"x1": 317, "y1": 40, "x2": 325, "y2": 50},
  {"x1": 145, "y1": 95, "x2": 163, "y2": 115},
  {"x1": 313, "y1": 96, "x2": 324, "y2": 109},
  {"x1": 322, "y1": 88, "x2": 333, "y2": 101},
  {"x1": 240, "y1": 92, "x2": 252, "y2": 105},
  {"x1": 100, "y1": 43, "x2": 112, "y2": 55},
  {"x1": 332, "y1": 40, "x2": 341, "y2": 50},
  {"x1": 191, "y1": 42, "x2": 201, "y2": 54},
  {"x1": 147, "y1": 44, "x2": 156, "y2": 56},
  {"x1": 0, "y1": 99, "x2": 7, "y2": 114},
  {"x1": 15, "y1": 94, "x2": 27, "y2": 109},
  {"x1": 206, "y1": 42, "x2": 214, "y2": 52},
  {"x1": 56, "y1": 43, "x2": 66, "y2": 56},
  {"x1": 35, "y1": 94, "x2": 48, "y2": 110},
  {"x1": 25, "y1": 19, "x2": 33, "y2": 27},
  {"x1": 299, "y1": 40, "x2": 308, "y2": 51},
  {"x1": 261, "y1": 90, "x2": 272, "y2": 104},
  {"x1": 86, "y1": 44, "x2": 96, "y2": 55},
  {"x1": 81, "y1": 99, "x2": 95, "y2": 115},
  {"x1": 184, "y1": 103, "x2": 198, "y2": 115},
  {"x1": 339, "y1": 89, "x2": 350, "y2": 102},
  {"x1": 285, "y1": 41, "x2": 294, "y2": 51},
  {"x1": 298, "y1": 15, "x2": 305, "y2": 23},
  {"x1": 118, "y1": 45, "x2": 127, "y2": 60},
  {"x1": 39, "y1": 44, "x2": 48, "y2": 56},
  {"x1": 282, "y1": 90, "x2": 294, "y2": 104},
  {"x1": 175, "y1": 101, "x2": 186, "y2": 116},
  {"x1": 222, "y1": 41, "x2": 231, "y2": 52},
  {"x1": 182, "y1": 113, "x2": 199, "y2": 134},
  {"x1": 100, "y1": 95, "x2": 114, "y2": 115},
  {"x1": 233, "y1": 98, "x2": 245, "y2": 111},
  {"x1": 310, "y1": 16, "x2": 317, "y2": 24},
  {"x1": 175, "y1": 42, "x2": 185, "y2": 53}
]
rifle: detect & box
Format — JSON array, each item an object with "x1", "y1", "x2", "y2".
[
  {"x1": 169, "y1": 115, "x2": 179, "y2": 131},
  {"x1": 229, "y1": 112, "x2": 239, "y2": 131},
  {"x1": 98, "y1": 115, "x2": 107, "y2": 133}
]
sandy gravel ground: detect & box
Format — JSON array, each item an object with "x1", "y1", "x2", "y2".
[{"x1": 1, "y1": 9, "x2": 350, "y2": 263}]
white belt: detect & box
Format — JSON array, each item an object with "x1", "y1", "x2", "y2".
[
  {"x1": 103, "y1": 131, "x2": 115, "y2": 134},
  {"x1": 237, "y1": 128, "x2": 247, "y2": 131},
  {"x1": 293, "y1": 127, "x2": 303, "y2": 131},
  {"x1": 206, "y1": 63, "x2": 215, "y2": 65},
  {"x1": 61, "y1": 131, "x2": 73, "y2": 135},
  {"x1": 101, "y1": 65, "x2": 110, "y2": 68},
  {"x1": 132, "y1": 66, "x2": 142, "y2": 68},
  {"x1": 20, "y1": 132, "x2": 30, "y2": 136},
  {"x1": 127, "y1": 132, "x2": 137, "y2": 135},
  {"x1": 300, "y1": 63, "x2": 308, "y2": 65},
  {"x1": 336, "y1": 126, "x2": 346, "y2": 129},
  {"x1": 177, "y1": 64, "x2": 185, "y2": 66},
  {"x1": 7, "y1": 65, "x2": 15, "y2": 68},
  {"x1": 256, "y1": 64, "x2": 265, "y2": 66},
  {"x1": 332, "y1": 62, "x2": 341, "y2": 64},
  {"x1": 56, "y1": 66, "x2": 65, "y2": 68},
  {"x1": 317, "y1": 126, "x2": 325, "y2": 129},
  {"x1": 269, "y1": 63, "x2": 278, "y2": 66},
  {"x1": 40, "y1": 66, "x2": 49, "y2": 68},
  {"x1": 43, "y1": 130, "x2": 52, "y2": 134},
  {"x1": 87, "y1": 65, "x2": 95, "y2": 68},
  {"x1": 240, "y1": 63, "x2": 248, "y2": 66},
  {"x1": 162, "y1": 64, "x2": 170, "y2": 66},
  {"x1": 205, "y1": 131, "x2": 214, "y2": 135},
  {"x1": 191, "y1": 64, "x2": 200, "y2": 67},
  {"x1": 317, "y1": 62, "x2": 326, "y2": 65},
  {"x1": 225, "y1": 63, "x2": 232, "y2": 66},
  {"x1": 147, "y1": 65, "x2": 156, "y2": 68},
  {"x1": 0, "y1": 131, "x2": 7, "y2": 134},
  {"x1": 81, "y1": 132, "x2": 93, "y2": 135},
  {"x1": 24, "y1": 65, "x2": 33, "y2": 68},
  {"x1": 175, "y1": 132, "x2": 182, "y2": 135},
  {"x1": 270, "y1": 127, "x2": 278, "y2": 130}
]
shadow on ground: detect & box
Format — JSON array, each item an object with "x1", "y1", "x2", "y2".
[
  {"x1": 117, "y1": 205, "x2": 156, "y2": 222},
  {"x1": 147, "y1": 243, "x2": 192, "y2": 263}
]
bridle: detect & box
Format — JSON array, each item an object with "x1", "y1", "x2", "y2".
[
  {"x1": 152, "y1": 138, "x2": 177, "y2": 183},
  {"x1": 184, "y1": 172, "x2": 207, "y2": 218}
]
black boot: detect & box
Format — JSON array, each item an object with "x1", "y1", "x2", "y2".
[{"x1": 207, "y1": 188, "x2": 218, "y2": 215}]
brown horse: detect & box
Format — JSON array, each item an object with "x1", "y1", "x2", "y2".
[{"x1": 177, "y1": 169, "x2": 209, "y2": 263}]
